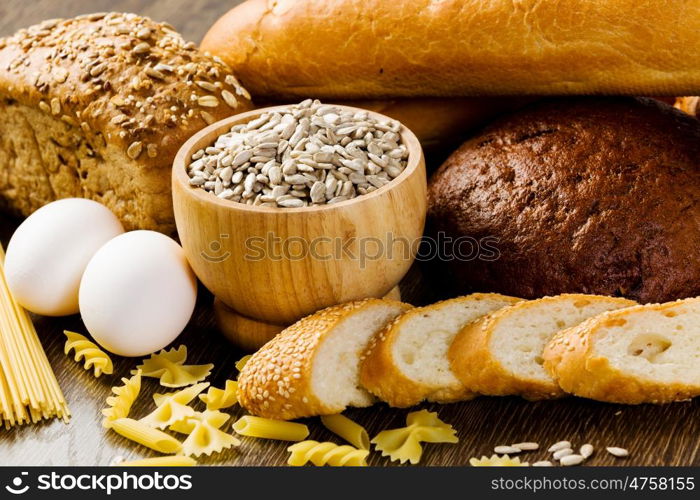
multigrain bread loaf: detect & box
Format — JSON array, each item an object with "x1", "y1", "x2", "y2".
[
  {"x1": 543, "y1": 298, "x2": 700, "y2": 404},
  {"x1": 202, "y1": 0, "x2": 700, "y2": 99},
  {"x1": 237, "y1": 299, "x2": 411, "y2": 420},
  {"x1": 428, "y1": 98, "x2": 700, "y2": 304},
  {"x1": 359, "y1": 293, "x2": 521, "y2": 407},
  {"x1": 0, "y1": 13, "x2": 252, "y2": 233},
  {"x1": 448, "y1": 295, "x2": 636, "y2": 400}
]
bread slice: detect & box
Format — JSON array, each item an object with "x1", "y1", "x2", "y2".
[
  {"x1": 448, "y1": 294, "x2": 636, "y2": 400},
  {"x1": 543, "y1": 298, "x2": 700, "y2": 404},
  {"x1": 359, "y1": 293, "x2": 521, "y2": 407},
  {"x1": 237, "y1": 298, "x2": 411, "y2": 420}
]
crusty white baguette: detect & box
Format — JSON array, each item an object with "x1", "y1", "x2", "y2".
[
  {"x1": 201, "y1": 0, "x2": 700, "y2": 99},
  {"x1": 543, "y1": 298, "x2": 700, "y2": 404},
  {"x1": 237, "y1": 298, "x2": 411, "y2": 420},
  {"x1": 359, "y1": 293, "x2": 521, "y2": 407},
  {"x1": 448, "y1": 294, "x2": 636, "y2": 400}
]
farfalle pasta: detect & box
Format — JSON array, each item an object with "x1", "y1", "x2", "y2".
[
  {"x1": 287, "y1": 441, "x2": 369, "y2": 467},
  {"x1": 232, "y1": 416, "x2": 309, "y2": 441},
  {"x1": 199, "y1": 380, "x2": 238, "y2": 411},
  {"x1": 469, "y1": 455, "x2": 529, "y2": 467},
  {"x1": 115, "y1": 456, "x2": 197, "y2": 467},
  {"x1": 170, "y1": 410, "x2": 240, "y2": 457},
  {"x1": 102, "y1": 371, "x2": 142, "y2": 426},
  {"x1": 109, "y1": 417, "x2": 183, "y2": 454},
  {"x1": 320, "y1": 414, "x2": 370, "y2": 450},
  {"x1": 235, "y1": 355, "x2": 251, "y2": 372},
  {"x1": 133, "y1": 345, "x2": 213, "y2": 388},
  {"x1": 140, "y1": 383, "x2": 209, "y2": 429},
  {"x1": 64, "y1": 330, "x2": 113, "y2": 377},
  {"x1": 371, "y1": 410, "x2": 458, "y2": 464}
]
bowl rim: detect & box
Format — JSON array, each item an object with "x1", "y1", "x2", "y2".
[{"x1": 172, "y1": 103, "x2": 425, "y2": 214}]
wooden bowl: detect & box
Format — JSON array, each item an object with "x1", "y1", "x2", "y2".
[{"x1": 172, "y1": 104, "x2": 426, "y2": 326}]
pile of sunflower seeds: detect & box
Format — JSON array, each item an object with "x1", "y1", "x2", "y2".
[{"x1": 187, "y1": 99, "x2": 409, "y2": 207}]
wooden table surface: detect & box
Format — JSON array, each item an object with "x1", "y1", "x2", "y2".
[{"x1": 1, "y1": 0, "x2": 699, "y2": 467}]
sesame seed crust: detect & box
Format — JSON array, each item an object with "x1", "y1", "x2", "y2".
[
  {"x1": 0, "y1": 12, "x2": 253, "y2": 231},
  {"x1": 237, "y1": 298, "x2": 410, "y2": 420},
  {"x1": 543, "y1": 298, "x2": 700, "y2": 404}
]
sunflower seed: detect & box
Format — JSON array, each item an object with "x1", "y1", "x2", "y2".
[
  {"x1": 553, "y1": 448, "x2": 574, "y2": 460},
  {"x1": 606, "y1": 447, "x2": 629, "y2": 458},
  {"x1": 560, "y1": 454, "x2": 585, "y2": 466},
  {"x1": 186, "y1": 100, "x2": 409, "y2": 207},
  {"x1": 580, "y1": 444, "x2": 594, "y2": 458},
  {"x1": 494, "y1": 446, "x2": 521, "y2": 455},
  {"x1": 277, "y1": 197, "x2": 304, "y2": 208},
  {"x1": 548, "y1": 441, "x2": 571, "y2": 453},
  {"x1": 512, "y1": 442, "x2": 539, "y2": 451}
]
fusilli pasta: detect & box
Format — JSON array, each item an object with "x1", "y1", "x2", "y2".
[
  {"x1": 102, "y1": 371, "x2": 142, "y2": 427},
  {"x1": 371, "y1": 409, "x2": 458, "y2": 464},
  {"x1": 64, "y1": 330, "x2": 113, "y2": 377},
  {"x1": 199, "y1": 380, "x2": 238, "y2": 411},
  {"x1": 287, "y1": 441, "x2": 369, "y2": 467},
  {"x1": 132, "y1": 345, "x2": 213, "y2": 388}
]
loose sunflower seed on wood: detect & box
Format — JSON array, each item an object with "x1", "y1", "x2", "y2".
[{"x1": 186, "y1": 100, "x2": 409, "y2": 207}]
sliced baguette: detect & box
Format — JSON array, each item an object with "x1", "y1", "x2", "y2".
[
  {"x1": 359, "y1": 293, "x2": 521, "y2": 407},
  {"x1": 448, "y1": 294, "x2": 636, "y2": 400},
  {"x1": 543, "y1": 298, "x2": 700, "y2": 404},
  {"x1": 237, "y1": 298, "x2": 411, "y2": 420}
]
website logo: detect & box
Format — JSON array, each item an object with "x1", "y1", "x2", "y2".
[{"x1": 5, "y1": 472, "x2": 29, "y2": 495}]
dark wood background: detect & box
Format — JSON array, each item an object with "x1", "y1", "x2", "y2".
[{"x1": 1, "y1": 0, "x2": 698, "y2": 467}]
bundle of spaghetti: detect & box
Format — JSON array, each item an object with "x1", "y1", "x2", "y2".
[{"x1": 0, "y1": 243, "x2": 69, "y2": 428}]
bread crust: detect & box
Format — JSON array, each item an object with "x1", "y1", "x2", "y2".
[
  {"x1": 202, "y1": 0, "x2": 700, "y2": 99},
  {"x1": 428, "y1": 97, "x2": 700, "y2": 304},
  {"x1": 448, "y1": 294, "x2": 635, "y2": 400},
  {"x1": 0, "y1": 13, "x2": 252, "y2": 232},
  {"x1": 237, "y1": 298, "x2": 411, "y2": 420},
  {"x1": 543, "y1": 299, "x2": 700, "y2": 404},
  {"x1": 359, "y1": 293, "x2": 520, "y2": 407}
]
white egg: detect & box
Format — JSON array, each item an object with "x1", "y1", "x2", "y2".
[
  {"x1": 4, "y1": 198, "x2": 124, "y2": 316},
  {"x1": 79, "y1": 230, "x2": 197, "y2": 357}
]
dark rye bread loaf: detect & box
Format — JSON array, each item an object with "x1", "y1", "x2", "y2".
[
  {"x1": 0, "y1": 13, "x2": 252, "y2": 233},
  {"x1": 427, "y1": 97, "x2": 700, "y2": 304}
]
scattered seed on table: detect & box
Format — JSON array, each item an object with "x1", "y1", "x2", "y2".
[
  {"x1": 553, "y1": 448, "x2": 574, "y2": 460},
  {"x1": 494, "y1": 446, "x2": 521, "y2": 455},
  {"x1": 548, "y1": 440, "x2": 572, "y2": 453},
  {"x1": 606, "y1": 447, "x2": 629, "y2": 458},
  {"x1": 512, "y1": 442, "x2": 539, "y2": 451},
  {"x1": 580, "y1": 444, "x2": 594, "y2": 458},
  {"x1": 560, "y1": 454, "x2": 585, "y2": 466},
  {"x1": 533, "y1": 461, "x2": 553, "y2": 467}
]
